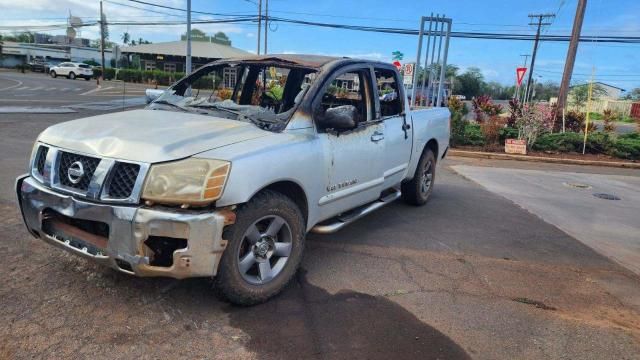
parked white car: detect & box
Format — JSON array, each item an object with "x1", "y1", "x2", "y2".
[{"x1": 49, "y1": 62, "x2": 93, "y2": 80}]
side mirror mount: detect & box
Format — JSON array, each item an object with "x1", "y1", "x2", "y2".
[
  {"x1": 320, "y1": 105, "x2": 357, "y2": 130},
  {"x1": 145, "y1": 89, "x2": 164, "y2": 104}
]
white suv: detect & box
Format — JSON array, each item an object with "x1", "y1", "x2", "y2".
[{"x1": 49, "y1": 62, "x2": 94, "y2": 81}]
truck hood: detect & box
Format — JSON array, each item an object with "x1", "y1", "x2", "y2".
[{"x1": 38, "y1": 109, "x2": 271, "y2": 163}]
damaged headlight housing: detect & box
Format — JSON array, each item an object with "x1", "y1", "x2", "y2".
[{"x1": 142, "y1": 158, "x2": 231, "y2": 206}]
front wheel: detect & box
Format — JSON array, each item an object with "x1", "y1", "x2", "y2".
[
  {"x1": 401, "y1": 148, "x2": 436, "y2": 206},
  {"x1": 50, "y1": 71, "x2": 57, "y2": 78},
  {"x1": 84, "y1": 77, "x2": 91, "y2": 81},
  {"x1": 214, "y1": 190, "x2": 305, "y2": 305}
]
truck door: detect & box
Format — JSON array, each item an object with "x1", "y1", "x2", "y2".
[
  {"x1": 373, "y1": 67, "x2": 413, "y2": 188},
  {"x1": 313, "y1": 66, "x2": 385, "y2": 218}
]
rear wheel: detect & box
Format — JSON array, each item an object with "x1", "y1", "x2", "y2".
[
  {"x1": 68, "y1": 72, "x2": 76, "y2": 80},
  {"x1": 84, "y1": 77, "x2": 91, "y2": 81},
  {"x1": 401, "y1": 148, "x2": 436, "y2": 206},
  {"x1": 214, "y1": 190, "x2": 305, "y2": 305},
  {"x1": 50, "y1": 71, "x2": 57, "y2": 78}
]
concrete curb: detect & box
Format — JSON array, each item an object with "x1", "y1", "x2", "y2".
[{"x1": 449, "y1": 149, "x2": 640, "y2": 169}]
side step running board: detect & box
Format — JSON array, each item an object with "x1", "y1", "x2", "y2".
[{"x1": 311, "y1": 189, "x2": 401, "y2": 234}]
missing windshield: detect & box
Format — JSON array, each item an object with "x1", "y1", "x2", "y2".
[{"x1": 151, "y1": 62, "x2": 318, "y2": 131}]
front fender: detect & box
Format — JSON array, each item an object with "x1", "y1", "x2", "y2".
[{"x1": 194, "y1": 130, "x2": 324, "y2": 231}]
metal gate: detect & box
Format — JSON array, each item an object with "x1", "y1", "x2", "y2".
[{"x1": 410, "y1": 14, "x2": 452, "y2": 108}]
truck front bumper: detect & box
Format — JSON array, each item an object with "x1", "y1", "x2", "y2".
[{"x1": 16, "y1": 175, "x2": 233, "y2": 279}]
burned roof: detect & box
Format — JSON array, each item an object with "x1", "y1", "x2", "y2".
[{"x1": 219, "y1": 54, "x2": 345, "y2": 69}]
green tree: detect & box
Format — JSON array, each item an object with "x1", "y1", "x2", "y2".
[
  {"x1": 121, "y1": 32, "x2": 130, "y2": 45},
  {"x1": 456, "y1": 67, "x2": 484, "y2": 99},
  {"x1": 622, "y1": 87, "x2": 640, "y2": 100},
  {"x1": 570, "y1": 83, "x2": 607, "y2": 110}
]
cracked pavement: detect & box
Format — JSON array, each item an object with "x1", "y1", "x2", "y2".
[{"x1": 1, "y1": 109, "x2": 640, "y2": 359}]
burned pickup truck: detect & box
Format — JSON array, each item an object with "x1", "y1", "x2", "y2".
[{"x1": 16, "y1": 55, "x2": 449, "y2": 305}]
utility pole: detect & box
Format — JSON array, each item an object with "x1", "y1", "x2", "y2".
[
  {"x1": 186, "y1": 0, "x2": 192, "y2": 73},
  {"x1": 256, "y1": 0, "x2": 262, "y2": 55},
  {"x1": 99, "y1": 1, "x2": 106, "y2": 81},
  {"x1": 524, "y1": 13, "x2": 554, "y2": 104},
  {"x1": 557, "y1": 0, "x2": 587, "y2": 116},
  {"x1": 263, "y1": 0, "x2": 269, "y2": 54}
]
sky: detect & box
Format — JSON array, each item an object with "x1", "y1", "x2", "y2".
[{"x1": 1, "y1": 0, "x2": 639, "y2": 91}]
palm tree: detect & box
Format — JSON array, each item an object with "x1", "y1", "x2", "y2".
[{"x1": 121, "y1": 32, "x2": 130, "y2": 45}]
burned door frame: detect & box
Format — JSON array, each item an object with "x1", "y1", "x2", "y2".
[{"x1": 311, "y1": 64, "x2": 385, "y2": 219}]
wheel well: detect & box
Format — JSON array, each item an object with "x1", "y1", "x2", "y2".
[
  {"x1": 258, "y1": 181, "x2": 309, "y2": 226},
  {"x1": 425, "y1": 139, "x2": 439, "y2": 160}
]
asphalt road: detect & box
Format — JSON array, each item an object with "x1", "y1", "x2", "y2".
[
  {"x1": 0, "y1": 70, "x2": 151, "y2": 109},
  {"x1": 1, "y1": 106, "x2": 639, "y2": 359}
]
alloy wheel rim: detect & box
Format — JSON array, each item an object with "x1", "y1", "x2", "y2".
[
  {"x1": 420, "y1": 160, "x2": 433, "y2": 195},
  {"x1": 237, "y1": 215, "x2": 293, "y2": 285}
]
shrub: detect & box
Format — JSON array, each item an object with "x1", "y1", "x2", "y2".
[
  {"x1": 481, "y1": 116, "x2": 505, "y2": 150},
  {"x1": 472, "y1": 95, "x2": 503, "y2": 123},
  {"x1": 463, "y1": 123, "x2": 485, "y2": 146},
  {"x1": 602, "y1": 109, "x2": 616, "y2": 133},
  {"x1": 448, "y1": 97, "x2": 468, "y2": 147},
  {"x1": 507, "y1": 98, "x2": 522, "y2": 128},
  {"x1": 515, "y1": 104, "x2": 554, "y2": 148},
  {"x1": 533, "y1": 132, "x2": 615, "y2": 154},
  {"x1": 612, "y1": 133, "x2": 640, "y2": 160}
]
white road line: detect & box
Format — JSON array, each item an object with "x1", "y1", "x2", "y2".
[
  {"x1": 16, "y1": 86, "x2": 29, "y2": 91},
  {"x1": 80, "y1": 86, "x2": 113, "y2": 95},
  {"x1": 60, "y1": 88, "x2": 70, "y2": 91},
  {"x1": 30, "y1": 86, "x2": 44, "y2": 91},
  {"x1": 0, "y1": 77, "x2": 23, "y2": 91},
  {"x1": 45, "y1": 87, "x2": 57, "y2": 91},
  {"x1": 74, "y1": 88, "x2": 83, "y2": 91}
]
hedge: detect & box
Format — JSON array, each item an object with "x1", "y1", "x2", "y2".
[
  {"x1": 94, "y1": 68, "x2": 186, "y2": 86},
  {"x1": 456, "y1": 123, "x2": 640, "y2": 160}
]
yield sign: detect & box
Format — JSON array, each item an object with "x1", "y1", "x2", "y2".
[{"x1": 516, "y1": 67, "x2": 527, "y2": 86}]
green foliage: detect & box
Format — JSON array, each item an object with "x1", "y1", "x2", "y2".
[
  {"x1": 265, "y1": 83, "x2": 284, "y2": 101},
  {"x1": 455, "y1": 67, "x2": 483, "y2": 99},
  {"x1": 569, "y1": 83, "x2": 607, "y2": 110},
  {"x1": 462, "y1": 124, "x2": 485, "y2": 146},
  {"x1": 532, "y1": 131, "x2": 640, "y2": 160},
  {"x1": 82, "y1": 59, "x2": 100, "y2": 67},
  {"x1": 448, "y1": 97, "x2": 467, "y2": 147},
  {"x1": 621, "y1": 87, "x2": 640, "y2": 101}
]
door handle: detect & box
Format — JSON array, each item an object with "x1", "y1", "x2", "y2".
[{"x1": 371, "y1": 132, "x2": 384, "y2": 142}]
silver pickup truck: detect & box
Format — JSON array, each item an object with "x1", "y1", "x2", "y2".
[{"x1": 16, "y1": 55, "x2": 449, "y2": 305}]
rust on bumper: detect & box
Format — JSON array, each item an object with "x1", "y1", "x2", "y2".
[{"x1": 16, "y1": 175, "x2": 234, "y2": 279}]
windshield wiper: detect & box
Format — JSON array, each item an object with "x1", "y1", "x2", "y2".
[{"x1": 152, "y1": 100, "x2": 191, "y2": 112}]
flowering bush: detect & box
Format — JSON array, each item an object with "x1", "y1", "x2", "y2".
[
  {"x1": 516, "y1": 104, "x2": 554, "y2": 148},
  {"x1": 472, "y1": 95, "x2": 503, "y2": 123}
]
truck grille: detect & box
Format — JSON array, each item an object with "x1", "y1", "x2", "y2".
[
  {"x1": 35, "y1": 146, "x2": 49, "y2": 176},
  {"x1": 58, "y1": 152, "x2": 100, "y2": 191},
  {"x1": 32, "y1": 144, "x2": 148, "y2": 204},
  {"x1": 106, "y1": 162, "x2": 140, "y2": 199}
]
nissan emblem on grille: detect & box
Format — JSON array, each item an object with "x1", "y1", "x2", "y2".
[{"x1": 67, "y1": 161, "x2": 85, "y2": 184}]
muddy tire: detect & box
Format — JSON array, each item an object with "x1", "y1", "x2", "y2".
[
  {"x1": 214, "y1": 190, "x2": 305, "y2": 306},
  {"x1": 401, "y1": 148, "x2": 436, "y2": 206}
]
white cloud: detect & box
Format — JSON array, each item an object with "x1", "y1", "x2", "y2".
[{"x1": 0, "y1": 0, "x2": 245, "y2": 45}]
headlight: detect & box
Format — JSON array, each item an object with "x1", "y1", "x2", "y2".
[{"x1": 142, "y1": 158, "x2": 230, "y2": 206}]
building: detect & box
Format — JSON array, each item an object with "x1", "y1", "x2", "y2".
[
  {"x1": 0, "y1": 41, "x2": 115, "y2": 68},
  {"x1": 121, "y1": 40, "x2": 250, "y2": 73},
  {"x1": 570, "y1": 82, "x2": 626, "y2": 100}
]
